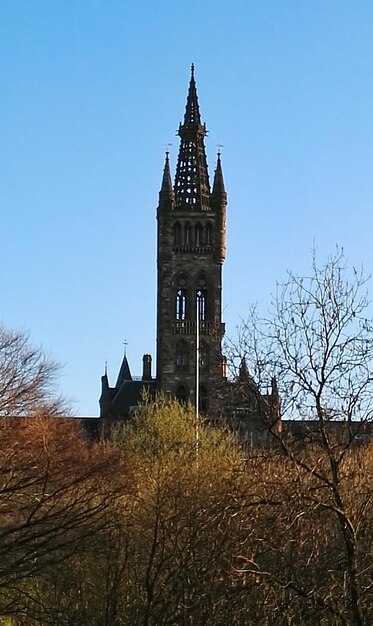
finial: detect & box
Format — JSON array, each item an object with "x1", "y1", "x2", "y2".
[
  {"x1": 104, "y1": 360, "x2": 108, "y2": 376},
  {"x1": 217, "y1": 143, "x2": 224, "y2": 158},
  {"x1": 123, "y1": 339, "x2": 128, "y2": 356},
  {"x1": 164, "y1": 142, "x2": 172, "y2": 159},
  {"x1": 191, "y1": 63, "x2": 195, "y2": 79}
]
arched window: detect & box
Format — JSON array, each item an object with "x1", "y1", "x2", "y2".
[
  {"x1": 196, "y1": 274, "x2": 210, "y2": 322},
  {"x1": 176, "y1": 289, "x2": 187, "y2": 320},
  {"x1": 184, "y1": 222, "x2": 192, "y2": 245},
  {"x1": 176, "y1": 385, "x2": 189, "y2": 404},
  {"x1": 175, "y1": 341, "x2": 189, "y2": 371},
  {"x1": 196, "y1": 289, "x2": 207, "y2": 321},
  {"x1": 173, "y1": 222, "x2": 182, "y2": 245},
  {"x1": 199, "y1": 341, "x2": 209, "y2": 369},
  {"x1": 205, "y1": 222, "x2": 213, "y2": 245},
  {"x1": 174, "y1": 274, "x2": 189, "y2": 321},
  {"x1": 195, "y1": 222, "x2": 203, "y2": 245},
  {"x1": 199, "y1": 386, "x2": 208, "y2": 412}
]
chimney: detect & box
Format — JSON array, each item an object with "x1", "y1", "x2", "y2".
[{"x1": 142, "y1": 354, "x2": 152, "y2": 381}]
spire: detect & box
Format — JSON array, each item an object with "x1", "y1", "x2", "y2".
[
  {"x1": 238, "y1": 357, "x2": 250, "y2": 381},
  {"x1": 174, "y1": 66, "x2": 211, "y2": 211},
  {"x1": 101, "y1": 371, "x2": 109, "y2": 390},
  {"x1": 211, "y1": 151, "x2": 227, "y2": 264},
  {"x1": 115, "y1": 354, "x2": 132, "y2": 388},
  {"x1": 183, "y1": 63, "x2": 202, "y2": 126},
  {"x1": 211, "y1": 152, "x2": 227, "y2": 200},
  {"x1": 160, "y1": 152, "x2": 173, "y2": 194},
  {"x1": 158, "y1": 151, "x2": 174, "y2": 212},
  {"x1": 238, "y1": 357, "x2": 258, "y2": 391}
]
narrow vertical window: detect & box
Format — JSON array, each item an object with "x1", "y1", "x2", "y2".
[
  {"x1": 176, "y1": 341, "x2": 189, "y2": 370},
  {"x1": 176, "y1": 289, "x2": 187, "y2": 320},
  {"x1": 199, "y1": 341, "x2": 209, "y2": 368},
  {"x1": 174, "y1": 222, "x2": 182, "y2": 245},
  {"x1": 199, "y1": 385, "x2": 208, "y2": 412},
  {"x1": 205, "y1": 223, "x2": 212, "y2": 245},
  {"x1": 195, "y1": 223, "x2": 203, "y2": 245},
  {"x1": 196, "y1": 289, "x2": 207, "y2": 321}
]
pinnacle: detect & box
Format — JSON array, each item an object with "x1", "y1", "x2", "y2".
[
  {"x1": 212, "y1": 152, "x2": 226, "y2": 197},
  {"x1": 183, "y1": 64, "x2": 202, "y2": 127},
  {"x1": 160, "y1": 152, "x2": 173, "y2": 194}
]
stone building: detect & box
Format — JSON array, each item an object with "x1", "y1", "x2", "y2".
[
  {"x1": 156, "y1": 65, "x2": 227, "y2": 409},
  {"x1": 99, "y1": 66, "x2": 229, "y2": 420},
  {"x1": 96, "y1": 67, "x2": 373, "y2": 451},
  {"x1": 99, "y1": 66, "x2": 279, "y2": 431}
]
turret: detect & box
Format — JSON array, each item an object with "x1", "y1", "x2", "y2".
[
  {"x1": 99, "y1": 366, "x2": 111, "y2": 418},
  {"x1": 158, "y1": 151, "x2": 174, "y2": 213},
  {"x1": 211, "y1": 152, "x2": 227, "y2": 263}
]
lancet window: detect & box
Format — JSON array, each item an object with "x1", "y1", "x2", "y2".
[
  {"x1": 173, "y1": 222, "x2": 182, "y2": 245},
  {"x1": 205, "y1": 222, "x2": 213, "y2": 245},
  {"x1": 196, "y1": 288, "x2": 207, "y2": 321},
  {"x1": 199, "y1": 341, "x2": 209, "y2": 369},
  {"x1": 184, "y1": 222, "x2": 192, "y2": 245},
  {"x1": 199, "y1": 385, "x2": 208, "y2": 412},
  {"x1": 176, "y1": 289, "x2": 187, "y2": 320},
  {"x1": 175, "y1": 340, "x2": 189, "y2": 371},
  {"x1": 174, "y1": 275, "x2": 189, "y2": 321},
  {"x1": 195, "y1": 222, "x2": 203, "y2": 245}
]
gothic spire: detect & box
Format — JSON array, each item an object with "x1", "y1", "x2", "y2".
[
  {"x1": 211, "y1": 152, "x2": 227, "y2": 200},
  {"x1": 158, "y1": 151, "x2": 174, "y2": 212},
  {"x1": 174, "y1": 65, "x2": 211, "y2": 211},
  {"x1": 160, "y1": 152, "x2": 173, "y2": 194},
  {"x1": 183, "y1": 63, "x2": 202, "y2": 126},
  {"x1": 115, "y1": 354, "x2": 132, "y2": 388},
  {"x1": 211, "y1": 151, "x2": 227, "y2": 263}
]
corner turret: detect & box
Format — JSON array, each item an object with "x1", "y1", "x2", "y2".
[
  {"x1": 158, "y1": 151, "x2": 174, "y2": 211},
  {"x1": 211, "y1": 152, "x2": 227, "y2": 263}
]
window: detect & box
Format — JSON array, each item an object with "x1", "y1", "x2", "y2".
[
  {"x1": 176, "y1": 289, "x2": 187, "y2": 320},
  {"x1": 195, "y1": 222, "x2": 203, "y2": 245},
  {"x1": 199, "y1": 341, "x2": 209, "y2": 368},
  {"x1": 176, "y1": 341, "x2": 189, "y2": 370},
  {"x1": 176, "y1": 385, "x2": 189, "y2": 404},
  {"x1": 184, "y1": 222, "x2": 192, "y2": 244},
  {"x1": 199, "y1": 386, "x2": 208, "y2": 412},
  {"x1": 174, "y1": 222, "x2": 182, "y2": 245},
  {"x1": 205, "y1": 222, "x2": 213, "y2": 245},
  {"x1": 196, "y1": 289, "x2": 207, "y2": 321}
]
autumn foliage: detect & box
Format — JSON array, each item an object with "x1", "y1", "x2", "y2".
[{"x1": 0, "y1": 399, "x2": 370, "y2": 626}]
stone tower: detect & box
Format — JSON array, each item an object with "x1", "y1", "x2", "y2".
[{"x1": 156, "y1": 65, "x2": 227, "y2": 409}]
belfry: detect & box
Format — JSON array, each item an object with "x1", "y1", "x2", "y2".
[
  {"x1": 100, "y1": 67, "x2": 227, "y2": 418},
  {"x1": 156, "y1": 65, "x2": 227, "y2": 408}
]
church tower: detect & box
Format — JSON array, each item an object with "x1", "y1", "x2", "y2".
[{"x1": 156, "y1": 66, "x2": 227, "y2": 409}]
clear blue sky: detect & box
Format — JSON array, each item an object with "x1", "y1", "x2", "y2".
[{"x1": 1, "y1": 1, "x2": 373, "y2": 415}]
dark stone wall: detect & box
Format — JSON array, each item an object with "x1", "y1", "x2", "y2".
[{"x1": 157, "y1": 206, "x2": 225, "y2": 406}]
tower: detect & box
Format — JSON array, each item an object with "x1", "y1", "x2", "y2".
[{"x1": 156, "y1": 65, "x2": 227, "y2": 409}]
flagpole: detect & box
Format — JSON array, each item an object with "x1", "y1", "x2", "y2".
[{"x1": 196, "y1": 292, "x2": 200, "y2": 463}]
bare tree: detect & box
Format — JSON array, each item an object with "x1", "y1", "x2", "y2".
[
  {"x1": 0, "y1": 415, "x2": 121, "y2": 617},
  {"x1": 0, "y1": 324, "x2": 67, "y2": 416},
  {"x1": 232, "y1": 250, "x2": 373, "y2": 625}
]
